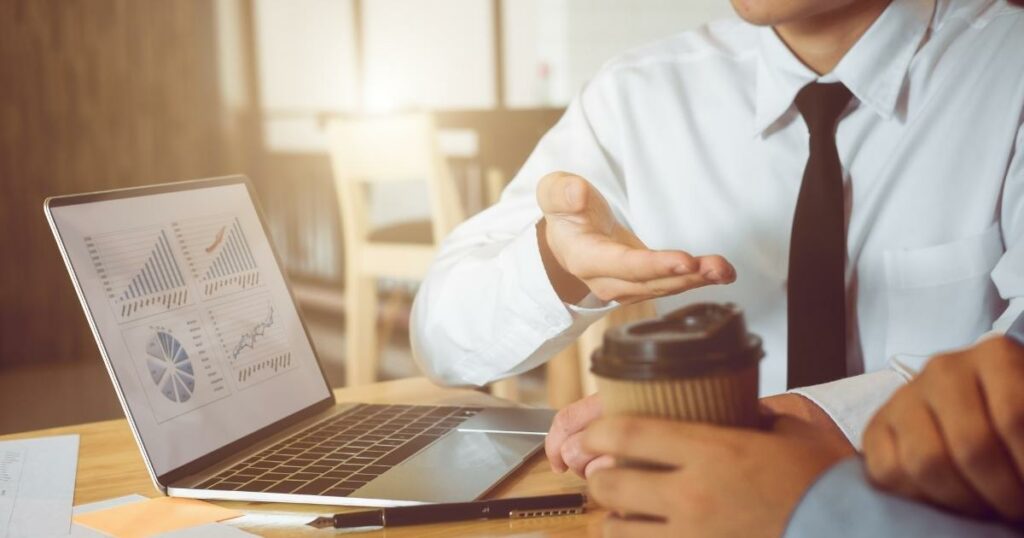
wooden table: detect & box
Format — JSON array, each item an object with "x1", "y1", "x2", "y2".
[{"x1": 0, "y1": 378, "x2": 603, "y2": 537}]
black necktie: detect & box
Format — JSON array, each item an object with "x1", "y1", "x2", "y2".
[{"x1": 787, "y1": 82, "x2": 854, "y2": 389}]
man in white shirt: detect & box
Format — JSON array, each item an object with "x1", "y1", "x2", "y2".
[{"x1": 411, "y1": 0, "x2": 1023, "y2": 501}]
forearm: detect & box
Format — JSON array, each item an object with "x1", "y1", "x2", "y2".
[
  {"x1": 411, "y1": 83, "x2": 632, "y2": 387},
  {"x1": 411, "y1": 215, "x2": 611, "y2": 387}
]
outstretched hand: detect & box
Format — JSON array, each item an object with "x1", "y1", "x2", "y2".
[{"x1": 536, "y1": 172, "x2": 735, "y2": 304}]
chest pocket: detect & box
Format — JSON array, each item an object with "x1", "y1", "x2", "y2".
[{"x1": 883, "y1": 223, "x2": 1005, "y2": 360}]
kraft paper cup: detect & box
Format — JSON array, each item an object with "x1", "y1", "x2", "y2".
[
  {"x1": 595, "y1": 364, "x2": 759, "y2": 427},
  {"x1": 592, "y1": 303, "x2": 763, "y2": 428}
]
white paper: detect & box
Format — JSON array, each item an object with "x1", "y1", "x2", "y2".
[
  {"x1": 0, "y1": 434, "x2": 79, "y2": 538},
  {"x1": 0, "y1": 449, "x2": 27, "y2": 536},
  {"x1": 70, "y1": 495, "x2": 256, "y2": 538},
  {"x1": 72, "y1": 495, "x2": 149, "y2": 516},
  {"x1": 155, "y1": 524, "x2": 256, "y2": 538}
]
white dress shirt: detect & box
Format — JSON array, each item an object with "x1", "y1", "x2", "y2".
[{"x1": 411, "y1": 0, "x2": 1024, "y2": 445}]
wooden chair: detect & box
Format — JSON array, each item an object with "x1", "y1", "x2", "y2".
[
  {"x1": 325, "y1": 113, "x2": 458, "y2": 387},
  {"x1": 325, "y1": 114, "x2": 519, "y2": 400}
]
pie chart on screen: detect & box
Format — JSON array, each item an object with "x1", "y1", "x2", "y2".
[{"x1": 145, "y1": 331, "x2": 196, "y2": 403}]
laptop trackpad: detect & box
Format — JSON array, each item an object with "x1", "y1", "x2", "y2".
[
  {"x1": 352, "y1": 431, "x2": 541, "y2": 503},
  {"x1": 458, "y1": 407, "x2": 555, "y2": 435}
]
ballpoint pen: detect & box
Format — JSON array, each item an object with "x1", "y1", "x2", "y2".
[{"x1": 307, "y1": 493, "x2": 587, "y2": 529}]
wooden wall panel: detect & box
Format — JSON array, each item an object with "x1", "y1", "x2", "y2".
[{"x1": 0, "y1": 1, "x2": 241, "y2": 366}]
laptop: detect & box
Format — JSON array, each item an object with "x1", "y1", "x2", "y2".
[{"x1": 44, "y1": 175, "x2": 554, "y2": 507}]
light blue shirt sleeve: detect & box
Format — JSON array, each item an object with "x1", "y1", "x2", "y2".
[
  {"x1": 1007, "y1": 312, "x2": 1024, "y2": 346},
  {"x1": 785, "y1": 458, "x2": 1023, "y2": 538}
]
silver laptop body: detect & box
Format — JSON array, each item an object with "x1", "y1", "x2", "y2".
[{"x1": 45, "y1": 175, "x2": 554, "y2": 507}]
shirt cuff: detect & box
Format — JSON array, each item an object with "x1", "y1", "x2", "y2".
[
  {"x1": 789, "y1": 370, "x2": 907, "y2": 449},
  {"x1": 451, "y1": 223, "x2": 576, "y2": 385},
  {"x1": 566, "y1": 293, "x2": 619, "y2": 319}
]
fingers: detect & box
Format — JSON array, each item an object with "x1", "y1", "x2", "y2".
[
  {"x1": 887, "y1": 388, "x2": 989, "y2": 515},
  {"x1": 925, "y1": 352, "x2": 1024, "y2": 521},
  {"x1": 973, "y1": 343, "x2": 1024, "y2": 520},
  {"x1": 696, "y1": 255, "x2": 735, "y2": 284},
  {"x1": 978, "y1": 339, "x2": 1024, "y2": 476},
  {"x1": 584, "y1": 417, "x2": 744, "y2": 467},
  {"x1": 867, "y1": 343, "x2": 1024, "y2": 522},
  {"x1": 586, "y1": 274, "x2": 716, "y2": 303},
  {"x1": 546, "y1": 394, "x2": 603, "y2": 473},
  {"x1": 589, "y1": 467, "x2": 674, "y2": 518},
  {"x1": 559, "y1": 432, "x2": 601, "y2": 477},
  {"x1": 537, "y1": 172, "x2": 589, "y2": 216},
  {"x1": 584, "y1": 454, "x2": 616, "y2": 478},
  {"x1": 565, "y1": 233, "x2": 736, "y2": 285},
  {"x1": 864, "y1": 417, "x2": 922, "y2": 500},
  {"x1": 563, "y1": 235, "x2": 695, "y2": 282},
  {"x1": 537, "y1": 173, "x2": 737, "y2": 301}
]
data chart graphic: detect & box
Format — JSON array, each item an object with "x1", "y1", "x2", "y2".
[
  {"x1": 227, "y1": 304, "x2": 274, "y2": 360},
  {"x1": 206, "y1": 292, "x2": 296, "y2": 390},
  {"x1": 146, "y1": 331, "x2": 195, "y2": 403},
  {"x1": 237, "y1": 353, "x2": 293, "y2": 384},
  {"x1": 173, "y1": 215, "x2": 262, "y2": 299},
  {"x1": 85, "y1": 226, "x2": 191, "y2": 322},
  {"x1": 123, "y1": 317, "x2": 230, "y2": 423}
]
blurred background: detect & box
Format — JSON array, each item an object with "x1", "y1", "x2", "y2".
[{"x1": 0, "y1": 0, "x2": 734, "y2": 434}]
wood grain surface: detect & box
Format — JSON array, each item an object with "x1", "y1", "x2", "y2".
[{"x1": 0, "y1": 377, "x2": 604, "y2": 537}]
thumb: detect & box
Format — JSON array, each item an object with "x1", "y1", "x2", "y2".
[{"x1": 537, "y1": 172, "x2": 589, "y2": 216}]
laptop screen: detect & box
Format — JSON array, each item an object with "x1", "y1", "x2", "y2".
[{"x1": 46, "y1": 178, "x2": 333, "y2": 477}]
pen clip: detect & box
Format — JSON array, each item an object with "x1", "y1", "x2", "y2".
[{"x1": 508, "y1": 506, "x2": 586, "y2": 519}]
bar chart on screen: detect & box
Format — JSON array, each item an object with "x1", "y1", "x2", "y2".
[
  {"x1": 173, "y1": 215, "x2": 262, "y2": 300},
  {"x1": 205, "y1": 291, "x2": 296, "y2": 390},
  {"x1": 85, "y1": 225, "x2": 192, "y2": 323}
]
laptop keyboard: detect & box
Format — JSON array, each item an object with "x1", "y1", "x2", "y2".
[{"x1": 196, "y1": 404, "x2": 482, "y2": 497}]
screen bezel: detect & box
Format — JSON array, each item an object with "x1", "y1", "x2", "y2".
[{"x1": 44, "y1": 175, "x2": 337, "y2": 486}]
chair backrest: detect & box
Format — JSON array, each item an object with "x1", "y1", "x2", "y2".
[{"x1": 325, "y1": 113, "x2": 465, "y2": 250}]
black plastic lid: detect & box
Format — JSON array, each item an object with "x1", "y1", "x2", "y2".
[{"x1": 591, "y1": 303, "x2": 763, "y2": 380}]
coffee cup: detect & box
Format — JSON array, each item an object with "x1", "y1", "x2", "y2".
[{"x1": 591, "y1": 302, "x2": 763, "y2": 427}]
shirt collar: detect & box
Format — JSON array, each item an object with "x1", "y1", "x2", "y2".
[{"x1": 753, "y1": 0, "x2": 936, "y2": 136}]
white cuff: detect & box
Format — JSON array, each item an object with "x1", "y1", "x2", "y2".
[
  {"x1": 504, "y1": 222, "x2": 574, "y2": 329},
  {"x1": 566, "y1": 293, "x2": 619, "y2": 320},
  {"x1": 790, "y1": 370, "x2": 908, "y2": 449},
  {"x1": 450, "y1": 224, "x2": 576, "y2": 385}
]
